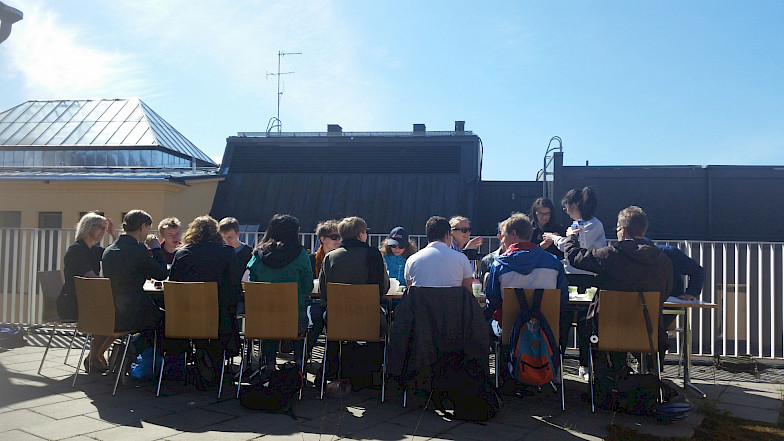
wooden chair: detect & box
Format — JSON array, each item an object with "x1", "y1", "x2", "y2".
[
  {"x1": 588, "y1": 290, "x2": 660, "y2": 413},
  {"x1": 37, "y1": 270, "x2": 79, "y2": 374},
  {"x1": 498, "y1": 287, "x2": 564, "y2": 410},
  {"x1": 156, "y1": 281, "x2": 225, "y2": 398},
  {"x1": 71, "y1": 277, "x2": 134, "y2": 396},
  {"x1": 320, "y1": 283, "x2": 387, "y2": 401},
  {"x1": 236, "y1": 281, "x2": 307, "y2": 398}
]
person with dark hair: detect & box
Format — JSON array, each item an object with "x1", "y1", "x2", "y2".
[
  {"x1": 529, "y1": 197, "x2": 566, "y2": 260},
  {"x1": 405, "y1": 216, "x2": 474, "y2": 289},
  {"x1": 218, "y1": 217, "x2": 253, "y2": 274},
  {"x1": 57, "y1": 211, "x2": 118, "y2": 372},
  {"x1": 169, "y1": 215, "x2": 243, "y2": 358},
  {"x1": 247, "y1": 214, "x2": 314, "y2": 370},
  {"x1": 380, "y1": 226, "x2": 418, "y2": 285},
  {"x1": 102, "y1": 210, "x2": 168, "y2": 335},
  {"x1": 564, "y1": 205, "x2": 673, "y2": 373}
]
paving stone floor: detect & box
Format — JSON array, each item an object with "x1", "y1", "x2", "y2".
[{"x1": 1, "y1": 331, "x2": 781, "y2": 440}]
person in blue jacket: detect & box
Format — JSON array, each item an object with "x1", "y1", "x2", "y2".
[
  {"x1": 380, "y1": 226, "x2": 418, "y2": 286},
  {"x1": 656, "y1": 244, "x2": 705, "y2": 330}
]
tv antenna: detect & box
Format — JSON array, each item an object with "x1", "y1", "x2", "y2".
[{"x1": 266, "y1": 50, "x2": 301, "y2": 134}]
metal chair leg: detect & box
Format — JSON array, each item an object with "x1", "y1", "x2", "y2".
[
  {"x1": 299, "y1": 335, "x2": 308, "y2": 400},
  {"x1": 112, "y1": 334, "x2": 131, "y2": 396},
  {"x1": 560, "y1": 353, "x2": 565, "y2": 411},
  {"x1": 72, "y1": 333, "x2": 91, "y2": 387},
  {"x1": 65, "y1": 327, "x2": 77, "y2": 365},
  {"x1": 320, "y1": 333, "x2": 328, "y2": 399},
  {"x1": 38, "y1": 322, "x2": 58, "y2": 375},
  {"x1": 156, "y1": 348, "x2": 166, "y2": 397},
  {"x1": 381, "y1": 335, "x2": 387, "y2": 403},
  {"x1": 217, "y1": 350, "x2": 226, "y2": 399},
  {"x1": 589, "y1": 347, "x2": 595, "y2": 413}
]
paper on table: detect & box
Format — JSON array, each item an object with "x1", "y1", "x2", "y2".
[{"x1": 666, "y1": 296, "x2": 711, "y2": 305}]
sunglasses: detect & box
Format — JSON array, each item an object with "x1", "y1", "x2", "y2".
[
  {"x1": 452, "y1": 227, "x2": 472, "y2": 233},
  {"x1": 325, "y1": 234, "x2": 340, "y2": 241},
  {"x1": 390, "y1": 244, "x2": 405, "y2": 249}
]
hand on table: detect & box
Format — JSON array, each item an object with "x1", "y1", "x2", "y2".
[{"x1": 678, "y1": 294, "x2": 698, "y2": 302}]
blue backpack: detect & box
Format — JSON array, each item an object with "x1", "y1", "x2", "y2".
[{"x1": 507, "y1": 288, "x2": 560, "y2": 386}]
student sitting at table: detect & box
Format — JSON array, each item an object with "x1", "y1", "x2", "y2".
[
  {"x1": 563, "y1": 205, "x2": 673, "y2": 374},
  {"x1": 404, "y1": 216, "x2": 474, "y2": 290},
  {"x1": 380, "y1": 226, "x2": 418, "y2": 286},
  {"x1": 484, "y1": 213, "x2": 569, "y2": 357},
  {"x1": 656, "y1": 244, "x2": 705, "y2": 333},
  {"x1": 309, "y1": 219, "x2": 340, "y2": 279},
  {"x1": 246, "y1": 214, "x2": 315, "y2": 371},
  {"x1": 157, "y1": 217, "x2": 182, "y2": 265},
  {"x1": 169, "y1": 216, "x2": 243, "y2": 364},
  {"x1": 218, "y1": 217, "x2": 253, "y2": 276}
]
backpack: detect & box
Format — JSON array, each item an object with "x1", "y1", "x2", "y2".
[
  {"x1": 507, "y1": 288, "x2": 560, "y2": 386},
  {"x1": 0, "y1": 325, "x2": 26, "y2": 349},
  {"x1": 240, "y1": 362, "x2": 303, "y2": 413},
  {"x1": 430, "y1": 353, "x2": 502, "y2": 421}
]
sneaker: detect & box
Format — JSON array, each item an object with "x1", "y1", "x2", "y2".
[{"x1": 578, "y1": 366, "x2": 590, "y2": 381}]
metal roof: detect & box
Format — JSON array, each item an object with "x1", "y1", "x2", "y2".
[{"x1": 0, "y1": 98, "x2": 216, "y2": 165}]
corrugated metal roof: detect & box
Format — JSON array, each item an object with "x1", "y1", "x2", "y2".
[{"x1": 0, "y1": 98, "x2": 216, "y2": 165}]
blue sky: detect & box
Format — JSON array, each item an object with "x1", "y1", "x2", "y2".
[{"x1": 1, "y1": 1, "x2": 782, "y2": 180}]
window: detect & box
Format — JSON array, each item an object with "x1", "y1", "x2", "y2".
[
  {"x1": 38, "y1": 212, "x2": 62, "y2": 228},
  {"x1": 0, "y1": 211, "x2": 21, "y2": 228}
]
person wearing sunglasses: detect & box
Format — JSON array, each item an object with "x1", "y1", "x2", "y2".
[
  {"x1": 449, "y1": 216, "x2": 483, "y2": 260},
  {"x1": 309, "y1": 219, "x2": 340, "y2": 277},
  {"x1": 380, "y1": 226, "x2": 418, "y2": 285}
]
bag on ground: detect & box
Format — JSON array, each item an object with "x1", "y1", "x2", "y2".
[
  {"x1": 0, "y1": 325, "x2": 26, "y2": 349},
  {"x1": 430, "y1": 353, "x2": 501, "y2": 421},
  {"x1": 507, "y1": 288, "x2": 560, "y2": 386},
  {"x1": 240, "y1": 362, "x2": 303, "y2": 413}
]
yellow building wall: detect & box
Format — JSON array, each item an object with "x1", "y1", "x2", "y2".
[{"x1": 0, "y1": 177, "x2": 223, "y2": 229}]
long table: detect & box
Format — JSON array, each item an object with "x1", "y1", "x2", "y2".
[{"x1": 568, "y1": 294, "x2": 716, "y2": 396}]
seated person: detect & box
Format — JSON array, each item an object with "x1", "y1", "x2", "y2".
[
  {"x1": 657, "y1": 244, "x2": 705, "y2": 332},
  {"x1": 309, "y1": 219, "x2": 340, "y2": 279},
  {"x1": 380, "y1": 226, "x2": 418, "y2": 286},
  {"x1": 564, "y1": 206, "x2": 673, "y2": 372},
  {"x1": 157, "y1": 217, "x2": 182, "y2": 265},
  {"x1": 169, "y1": 216, "x2": 243, "y2": 360},
  {"x1": 218, "y1": 216, "x2": 253, "y2": 274},
  {"x1": 484, "y1": 213, "x2": 569, "y2": 349},
  {"x1": 246, "y1": 214, "x2": 314, "y2": 370},
  {"x1": 405, "y1": 216, "x2": 473, "y2": 289}
]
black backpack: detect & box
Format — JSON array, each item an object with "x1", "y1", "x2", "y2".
[
  {"x1": 240, "y1": 363, "x2": 303, "y2": 414},
  {"x1": 430, "y1": 353, "x2": 502, "y2": 421}
]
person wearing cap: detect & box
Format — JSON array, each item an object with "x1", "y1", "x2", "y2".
[{"x1": 380, "y1": 226, "x2": 418, "y2": 285}]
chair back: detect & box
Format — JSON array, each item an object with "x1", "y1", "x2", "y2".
[
  {"x1": 162, "y1": 281, "x2": 219, "y2": 339},
  {"x1": 38, "y1": 270, "x2": 64, "y2": 321},
  {"x1": 74, "y1": 277, "x2": 116, "y2": 334},
  {"x1": 502, "y1": 288, "x2": 561, "y2": 346},
  {"x1": 597, "y1": 290, "x2": 659, "y2": 353},
  {"x1": 326, "y1": 283, "x2": 380, "y2": 342},
  {"x1": 243, "y1": 281, "x2": 299, "y2": 340}
]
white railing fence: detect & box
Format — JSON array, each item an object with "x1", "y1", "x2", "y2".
[{"x1": 2, "y1": 228, "x2": 782, "y2": 359}]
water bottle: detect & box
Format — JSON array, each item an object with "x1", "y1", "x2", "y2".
[{"x1": 571, "y1": 220, "x2": 580, "y2": 236}]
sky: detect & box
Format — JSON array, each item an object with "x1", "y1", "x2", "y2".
[{"x1": 1, "y1": 0, "x2": 782, "y2": 181}]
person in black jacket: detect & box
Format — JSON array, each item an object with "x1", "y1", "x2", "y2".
[
  {"x1": 218, "y1": 216, "x2": 253, "y2": 276},
  {"x1": 102, "y1": 210, "x2": 168, "y2": 334},
  {"x1": 169, "y1": 215, "x2": 243, "y2": 357},
  {"x1": 529, "y1": 197, "x2": 566, "y2": 260},
  {"x1": 57, "y1": 212, "x2": 118, "y2": 371}
]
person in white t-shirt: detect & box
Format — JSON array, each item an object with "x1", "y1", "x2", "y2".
[{"x1": 404, "y1": 216, "x2": 474, "y2": 290}]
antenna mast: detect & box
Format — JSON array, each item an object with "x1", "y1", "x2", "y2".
[{"x1": 266, "y1": 50, "x2": 301, "y2": 134}]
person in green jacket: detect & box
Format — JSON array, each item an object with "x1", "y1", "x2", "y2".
[{"x1": 247, "y1": 214, "x2": 314, "y2": 370}]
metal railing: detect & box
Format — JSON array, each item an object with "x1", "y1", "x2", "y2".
[{"x1": 3, "y1": 228, "x2": 782, "y2": 359}]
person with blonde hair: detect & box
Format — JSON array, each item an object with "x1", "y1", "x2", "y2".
[
  {"x1": 169, "y1": 215, "x2": 243, "y2": 360},
  {"x1": 56, "y1": 211, "x2": 117, "y2": 372},
  {"x1": 157, "y1": 217, "x2": 182, "y2": 264},
  {"x1": 449, "y1": 216, "x2": 483, "y2": 260}
]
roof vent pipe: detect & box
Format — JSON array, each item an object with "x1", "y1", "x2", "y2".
[
  {"x1": 413, "y1": 123, "x2": 426, "y2": 133},
  {"x1": 327, "y1": 124, "x2": 342, "y2": 135},
  {"x1": 455, "y1": 121, "x2": 465, "y2": 132}
]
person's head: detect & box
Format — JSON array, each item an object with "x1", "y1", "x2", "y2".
[
  {"x1": 381, "y1": 226, "x2": 418, "y2": 258},
  {"x1": 122, "y1": 210, "x2": 153, "y2": 237},
  {"x1": 75, "y1": 212, "x2": 108, "y2": 243},
  {"x1": 616, "y1": 205, "x2": 648, "y2": 240},
  {"x1": 448, "y1": 216, "x2": 472, "y2": 248},
  {"x1": 315, "y1": 219, "x2": 340, "y2": 253},
  {"x1": 218, "y1": 217, "x2": 241, "y2": 248},
  {"x1": 426, "y1": 216, "x2": 451, "y2": 243},
  {"x1": 157, "y1": 217, "x2": 182, "y2": 247},
  {"x1": 499, "y1": 213, "x2": 533, "y2": 248},
  {"x1": 338, "y1": 216, "x2": 367, "y2": 242},
  {"x1": 260, "y1": 214, "x2": 300, "y2": 253},
  {"x1": 561, "y1": 186, "x2": 598, "y2": 221},
  {"x1": 529, "y1": 197, "x2": 556, "y2": 228},
  {"x1": 182, "y1": 215, "x2": 222, "y2": 245}
]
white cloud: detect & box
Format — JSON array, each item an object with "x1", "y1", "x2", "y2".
[{"x1": 1, "y1": 1, "x2": 152, "y2": 99}]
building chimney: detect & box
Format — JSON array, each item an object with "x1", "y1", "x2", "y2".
[
  {"x1": 455, "y1": 121, "x2": 465, "y2": 132},
  {"x1": 327, "y1": 124, "x2": 342, "y2": 135},
  {"x1": 413, "y1": 123, "x2": 426, "y2": 133}
]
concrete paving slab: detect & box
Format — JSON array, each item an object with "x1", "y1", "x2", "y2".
[
  {"x1": 0, "y1": 429, "x2": 47, "y2": 440},
  {"x1": 21, "y1": 414, "x2": 116, "y2": 440},
  {"x1": 145, "y1": 407, "x2": 236, "y2": 432},
  {"x1": 716, "y1": 402, "x2": 780, "y2": 424},
  {"x1": 0, "y1": 408, "x2": 56, "y2": 432},
  {"x1": 89, "y1": 421, "x2": 182, "y2": 441},
  {"x1": 83, "y1": 405, "x2": 176, "y2": 427}
]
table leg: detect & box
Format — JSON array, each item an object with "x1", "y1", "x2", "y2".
[{"x1": 683, "y1": 307, "x2": 707, "y2": 398}]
